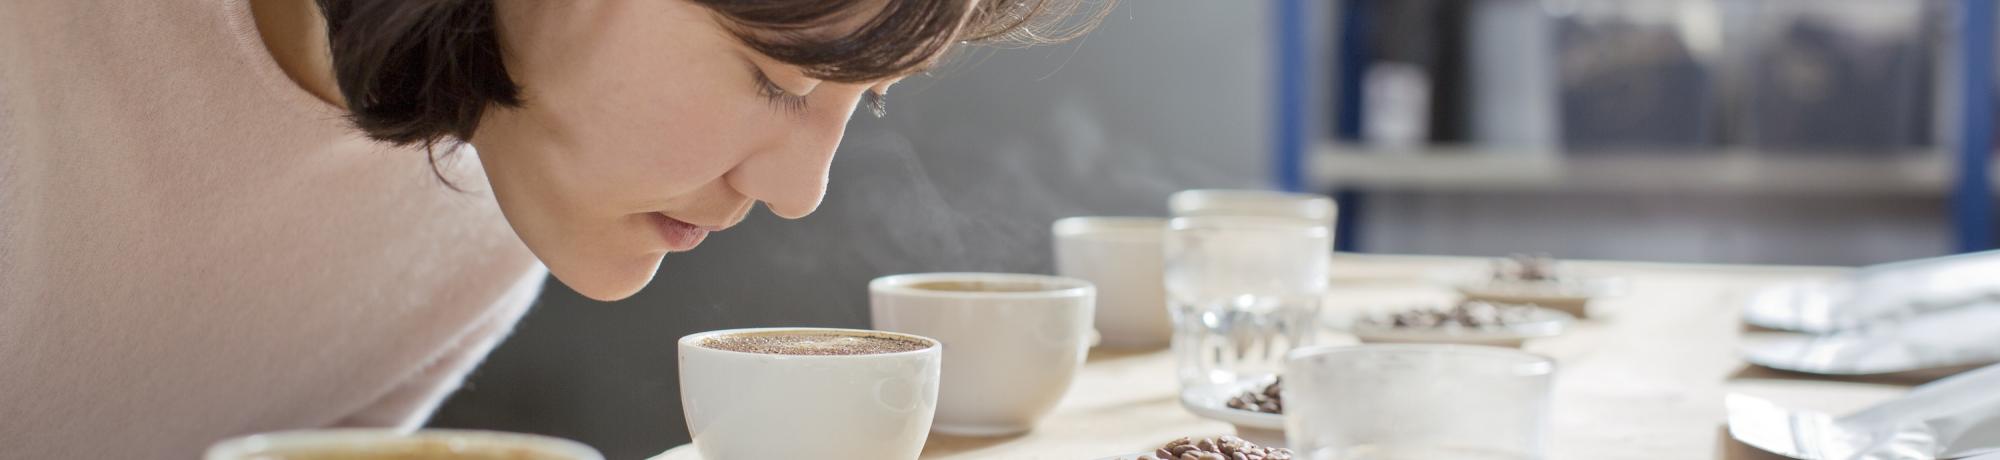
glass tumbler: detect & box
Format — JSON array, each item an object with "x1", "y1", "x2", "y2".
[
  {"x1": 1165, "y1": 216, "x2": 1331, "y2": 393},
  {"x1": 1284, "y1": 345, "x2": 1555, "y2": 460},
  {"x1": 1168, "y1": 189, "x2": 1337, "y2": 228}
]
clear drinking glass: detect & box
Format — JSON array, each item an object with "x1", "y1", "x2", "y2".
[
  {"x1": 1168, "y1": 189, "x2": 1338, "y2": 228},
  {"x1": 1284, "y1": 345, "x2": 1555, "y2": 460},
  {"x1": 1165, "y1": 216, "x2": 1331, "y2": 393}
]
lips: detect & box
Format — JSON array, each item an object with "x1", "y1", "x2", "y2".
[{"x1": 649, "y1": 213, "x2": 717, "y2": 251}]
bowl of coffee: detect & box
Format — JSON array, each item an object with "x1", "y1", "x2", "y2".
[
  {"x1": 204, "y1": 429, "x2": 602, "y2": 460},
  {"x1": 870, "y1": 272, "x2": 1095, "y2": 437},
  {"x1": 679, "y1": 327, "x2": 941, "y2": 460},
  {"x1": 1053, "y1": 216, "x2": 1172, "y2": 349}
]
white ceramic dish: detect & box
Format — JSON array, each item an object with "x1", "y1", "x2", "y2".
[
  {"x1": 1458, "y1": 277, "x2": 1622, "y2": 317},
  {"x1": 1093, "y1": 454, "x2": 1149, "y2": 460},
  {"x1": 1348, "y1": 306, "x2": 1574, "y2": 348},
  {"x1": 1178, "y1": 380, "x2": 1286, "y2": 448},
  {"x1": 1430, "y1": 265, "x2": 1624, "y2": 318}
]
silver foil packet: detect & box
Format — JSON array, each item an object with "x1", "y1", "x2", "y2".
[
  {"x1": 1740, "y1": 303, "x2": 2000, "y2": 375},
  {"x1": 1728, "y1": 362, "x2": 2000, "y2": 459},
  {"x1": 1743, "y1": 251, "x2": 2000, "y2": 334}
]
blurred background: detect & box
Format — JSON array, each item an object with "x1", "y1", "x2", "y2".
[{"x1": 428, "y1": 0, "x2": 1998, "y2": 458}]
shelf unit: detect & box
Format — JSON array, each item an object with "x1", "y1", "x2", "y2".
[
  {"x1": 1272, "y1": 0, "x2": 1999, "y2": 253},
  {"x1": 1312, "y1": 145, "x2": 1999, "y2": 196}
]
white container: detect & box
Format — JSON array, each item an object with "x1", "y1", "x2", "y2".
[
  {"x1": 1053, "y1": 216, "x2": 1170, "y2": 349},
  {"x1": 678, "y1": 328, "x2": 941, "y2": 460},
  {"x1": 870, "y1": 273, "x2": 1095, "y2": 436},
  {"x1": 205, "y1": 429, "x2": 602, "y2": 460}
]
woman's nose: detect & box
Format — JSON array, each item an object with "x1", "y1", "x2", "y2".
[
  {"x1": 724, "y1": 120, "x2": 847, "y2": 219},
  {"x1": 726, "y1": 85, "x2": 876, "y2": 219}
]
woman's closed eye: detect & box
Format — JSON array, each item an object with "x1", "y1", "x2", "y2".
[
  {"x1": 753, "y1": 67, "x2": 890, "y2": 118},
  {"x1": 752, "y1": 69, "x2": 809, "y2": 115}
]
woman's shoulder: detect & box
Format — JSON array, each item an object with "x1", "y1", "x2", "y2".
[{"x1": 3, "y1": 0, "x2": 349, "y2": 146}]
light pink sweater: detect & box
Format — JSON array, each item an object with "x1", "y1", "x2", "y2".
[{"x1": 0, "y1": 0, "x2": 548, "y2": 457}]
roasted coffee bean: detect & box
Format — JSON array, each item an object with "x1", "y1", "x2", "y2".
[
  {"x1": 1137, "y1": 435, "x2": 1292, "y2": 460},
  {"x1": 1225, "y1": 378, "x2": 1284, "y2": 414},
  {"x1": 1494, "y1": 253, "x2": 1559, "y2": 282},
  {"x1": 1367, "y1": 299, "x2": 1541, "y2": 330}
]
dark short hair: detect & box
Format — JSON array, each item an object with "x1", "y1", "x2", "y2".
[{"x1": 316, "y1": 0, "x2": 1109, "y2": 150}]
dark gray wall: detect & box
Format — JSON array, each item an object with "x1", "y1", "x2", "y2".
[{"x1": 429, "y1": 2, "x2": 1271, "y2": 458}]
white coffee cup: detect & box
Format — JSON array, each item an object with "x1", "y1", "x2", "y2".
[
  {"x1": 1052, "y1": 217, "x2": 1170, "y2": 349},
  {"x1": 1169, "y1": 189, "x2": 1337, "y2": 227},
  {"x1": 204, "y1": 429, "x2": 602, "y2": 460},
  {"x1": 869, "y1": 273, "x2": 1095, "y2": 436},
  {"x1": 678, "y1": 327, "x2": 941, "y2": 460}
]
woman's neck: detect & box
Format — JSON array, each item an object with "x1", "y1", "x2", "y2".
[{"x1": 250, "y1": 0, "x2": 345, "y2": 108}]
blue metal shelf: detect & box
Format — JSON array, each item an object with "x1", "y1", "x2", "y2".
[
  {"x1": 1279, "y1": 0, "x2": 2000, "y2": 254},
  {"x1": 1956, "y1": 0, "x2": 1995, "y2": 252},
  {"x1": 1273, "y1": 0, "x2": 1310, "y2": 194}
]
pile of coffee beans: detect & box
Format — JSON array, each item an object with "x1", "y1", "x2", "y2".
[
  {"x1": 1138, "y1": 436, "x2": 1292, "y2": 460},
  {"x1": 1493, "y1": 253, "x2": 1559, "y2": 282},
  {"x1": 1366, "y1": 300, "x2": 1539, "y2": 329},
  {"x1": 1224, "y1": 377, "x2": 1282, "y2": 414}
]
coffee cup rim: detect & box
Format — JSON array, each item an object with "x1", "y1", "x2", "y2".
[
  {"x1": 870, "y1": 272, "x2": 1094, "y2": 300},
  {"x1": 204, "y1": 428, "x2": 603, "y2": 460},
  {"x1": 678, "y1": 327, "x2": 942, "y2": 359},
  {"x1": 1052, "y1": 216, "x2": 1167, "y2": 237}
]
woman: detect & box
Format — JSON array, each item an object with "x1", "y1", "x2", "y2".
[{"x1": 0, "y1": 0, "x2": 1102, "y2": 456}]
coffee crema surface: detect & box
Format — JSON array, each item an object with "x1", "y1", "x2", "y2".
[
  {"x1": 700, "y1": 332, "x2": 930, "y2": 355},
  {"x1": 255, "y1": 443, "x2": 572, "y2": 460},
  {"x1": 906, "y1": 280, "x2": 1055, "y2": 292}
]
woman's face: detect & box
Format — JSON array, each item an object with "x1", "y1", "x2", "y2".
[{"x1": 474, "y1": 0, "x2": 901, "y2": 300}]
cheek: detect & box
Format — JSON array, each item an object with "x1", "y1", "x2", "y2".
[{"x1": 554, "y1": 76, "x2": 766, "y2": 206}]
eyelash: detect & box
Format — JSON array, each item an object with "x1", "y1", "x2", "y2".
[
  {"x1": 753, "y1": 69, "x2": 890, "y2": 117},
  {"x1": 753, "y1": 70, "x2": 810, "y2": 115}
]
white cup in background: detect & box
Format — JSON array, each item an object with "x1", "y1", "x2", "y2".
[
  {"x1": 1168, "y1": 189, "x2": 1338, "y2": 227},
  {"x1": 1053, "y1": 216, "x2": 1170, "y2": 349},
  {"x1": 205, "y1": 429, "x2": 603, "y2": 460},
  {"x1": 679, "y1": 328, "x2": 941, "y2": 460},
  {"x1": 869, "y1": 273, "x2": 1095, "y2": 436}
]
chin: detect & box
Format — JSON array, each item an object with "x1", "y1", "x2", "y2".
[{"x1": 547, "y1": 252, "x2": 667, "y2": 302}]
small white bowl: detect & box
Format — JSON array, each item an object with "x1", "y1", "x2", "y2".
[
  {"x1": 1349, "y1": 306, "x2": 1574, "y2": 348},
  {"x1": 1178, "y1": 381, "x2": 1286, "y2": 448}
]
